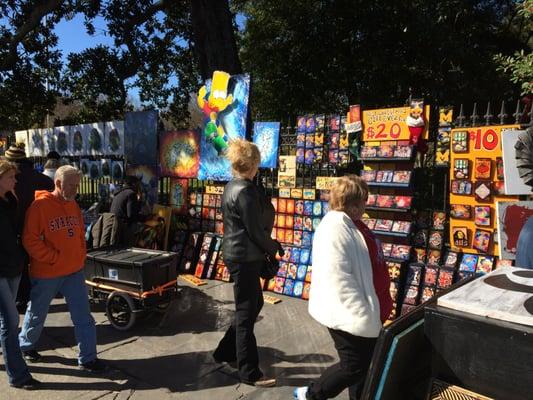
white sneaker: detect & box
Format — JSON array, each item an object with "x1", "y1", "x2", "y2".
[{"x1": 293, "y1": 386, "x2": 308, "y2": 399}]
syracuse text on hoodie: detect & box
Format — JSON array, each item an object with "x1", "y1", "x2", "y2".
[{"x1": 23, "y1": 190, "x2": 86, "y2": 279}]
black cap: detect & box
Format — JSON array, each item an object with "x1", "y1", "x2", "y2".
[{"x1": 46, "y1": 151, "x2": 61, "y2": 160}]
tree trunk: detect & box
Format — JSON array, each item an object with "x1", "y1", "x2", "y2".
[{"x1": 190, "y1": 0, "x2": 242, "y2": 80}]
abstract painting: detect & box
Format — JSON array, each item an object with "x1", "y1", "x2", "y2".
[
  {"x1": 160, "y1": 130, "x2": 200, "y2": 178},
  {"x1": 104, "y1": 120, "x2": 125, "y2": 156},
  {"x1": 54, "y1": 126, "x2": 70, "y2": 155},
  {"x1": 169, "y1": 178, "x2": 189, "y2": 215},
  {"x1": 126, "y1": 164, "x2": 159, "y2": 209},
  {"x1": 496, "y1": 201, "x2": 533, "y2": 259},
  {"x1": 253, "y1": 121, "x2": 280, "y2": 169},
  {"x1": 124, "y1": 110, "x2": 159, "y2": 166},
  {"x1": 197, "y1": 72, "x2": 250, "y2": 181}
]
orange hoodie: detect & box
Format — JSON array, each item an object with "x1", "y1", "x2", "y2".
[{"x1": 23, "y1": 190, "x2": 86, "y2": 279}]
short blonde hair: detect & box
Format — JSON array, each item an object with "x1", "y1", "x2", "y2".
[
  {"x1": 0, "y1": 158, "x2": 17, "y2": 178},
  {"x1": 226, "y1": 139, "x2": 260, "y2": 177},
  {"x1": 329, "y1": 175, "x2": 368, "y2": 214},
  {"x1": 55, "y1": 165, "x2": 82, "y2": 184}
]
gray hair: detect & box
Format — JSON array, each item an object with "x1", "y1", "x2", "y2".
[{"x1": 54, "y1": 165, "x2": 82, "y2": 183}]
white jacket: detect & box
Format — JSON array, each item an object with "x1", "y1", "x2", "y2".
[{"x1": 308, "y1": 211, "x2": 382, "y2": 338}]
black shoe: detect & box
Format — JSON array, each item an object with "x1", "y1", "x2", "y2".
[
  {"x1": 22, "y1": 350, "x2": 42, "y2": 363},
  {"x1": 10, "y1": 377, "x2": 41, "y2": 390},
  {"x1": 79, "y1": 358, "x2": 108, "y2": 373}
]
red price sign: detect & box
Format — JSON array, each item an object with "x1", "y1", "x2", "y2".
[{"x1": 469, "y1": 128, "x2": 499, "y2": 151}]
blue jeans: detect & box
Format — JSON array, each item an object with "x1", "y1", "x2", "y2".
[
  {"x1": 19, "y1": 270, "x2": 97, "y2": 365},
  {"x1": 0, "y1": 275, "x2": 32, "y2": 385}
]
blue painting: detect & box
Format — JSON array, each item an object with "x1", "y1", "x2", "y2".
[
  {"x1": 197, "y1": 72, "x2": 250, "y2": 181},
  {"x1": 253, "y1": 121, "x2": 280, "y2": 169},
  {"x1": 124, "y1": 110, "x2": 159, "y2": 166}
]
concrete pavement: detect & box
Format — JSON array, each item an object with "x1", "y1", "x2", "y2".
[{"x1": 0, "y1": 278, "x2": 349, "y2": 399}]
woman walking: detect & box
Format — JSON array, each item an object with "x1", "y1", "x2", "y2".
[
  {"x1": 0, "y1": 159, "x2": 40, "y2": 389},
  {"x1": 212, "y1": 139, "x2": 282, "y2": 387}
]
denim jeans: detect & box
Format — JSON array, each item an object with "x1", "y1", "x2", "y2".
[
  {"x1": 19, "y1": 270, "x2": 97, "y2": 365},
  {"x1": 0, "y1": 275, "x2": 32, "y2": 385}
]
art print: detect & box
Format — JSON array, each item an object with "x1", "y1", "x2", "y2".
[
  {"x1": 54, "y1": 126, "x2": 69, "y2": 155},
  {"x1": 387, "y1": 263, "x2": 401, "y2": 281},
  {"x1": 104, "y1": 120, "x2": 125, "y2": 156},
  {"x1": 452, "y1": 130, "x2": 468, "y2": 152},
  {"x1": 424, "y1": 267, "x2": 438, "y2": 286},
  {"x1": 454, "y1": 159, "x2": 469, "y2": 179},
  {"x1": 375, "y1": 219, "x2": 394, "y2": 232},
  {"x1": 474, "y1": 180, "x2": 492, "y2": 202},
  {"x1": 415, "y1": 248, "x2": 427, "y2": 263},
  {"x1": 391, "y1": 220, "x2": 411, "y2": 234},
  {"x1": 392, "y1": 171, "x2": 411, "y2": 184},
  {"x1": 126, "y1": 164, "x2": 160, "y2": 209},
  {"x1": 429, "y1": 230, "x2": 444, "y2": 249},
  {"x1": 28, "y1": 128, "x2": 44, "y2": 157},
  {"x1": 297, "y1": 116, "x2": 306, "y2": 132},
  {"x1": 393, "y1": 145, "x2": 413, "y2": 159},
  {"x1": 362, "y1": 218, "x2": 376, "y2": 230},
  {"x1": 329, "y1": 115, "x2": 340, "y2": 132},
  {"x1": 306, "y1": 116, "x2": 316, "y2": 133},
  {"x1": 376, "y1": 195, "x2": 395, "y2": 209},
  {"x1": 459, "y1": 254, "x2": 478, "y2": 272},
  {"x1": 452, "y1": 227, "x2": 469, "y2": 247},
  {"x1": 391, "y1": 244, "x2": 410, "y2": 260},
  {"x1": 475, "y1": 158, "x2": 492, "y2": 179},
  {"x1": 496, "y1": 201, "x2": 533, "y2": 259},
  {"x1": 437, "y1": 268, "x2": 454, "y2": 289},
  {"x1": 160, "y1": 130, "x2": 200, "y2": 178},
  {"x1": 476, "y1": 255, "x2": 494, "y2": 274},
  {"x1": 360, "y1": 145, "x2": 378, "y2": 159},
  {"x1": 312, "y1": 201, "x2": 322, "y2": 216},
  {"x1": 381, "y1": 243, "x2": 393, "y2": 257},
  {"x1": 197, "y1": 72, "x2": 249, "y2": 181},
  {"x1": 403, "y1": 285, "x2": 419, "y2": 305},
  {"x1": 473, "y1": 229, "x2": 492, "y2": 253},
  {"x1": 366, "y1": 194, "x2": 377, "y2": 206},
  {"x1": 377, "y1": 144, "x2": 395, "y2": 158},
  {"x1": 496, "y1": 157, "x2": 504, "y2": 180},
  {"x1": 395, "y1": 196, "x2": 412, "y2": 209},
  {"x1": 252, "y1": 122, "x2": 280, "y2": 169},
  {"x1": 451, "y1": 180, "x2": 472, "y2": 195},
  {"x1": 474, "y1": 206, "x2": 491, "y2": 226},
  {"x1": 450, "y1": 204, "x2": 472, "y2": 219},
  {"x1": 406, "y1": 264, "x2": 423, "y2": 286},
  {"x1": 433, "y1": 211, "x2": 446, "y2": 230},
  {"x1": 443, "y1": 250, "x2": 459, "y2": 268},
  {"x1": 361, "y1": 170, "x2": 377, "y2": 183},
  {"x1": 427, "y1": 250, "x2": 441, "y2": 266}
]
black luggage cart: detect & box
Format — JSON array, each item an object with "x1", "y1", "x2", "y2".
[{"x1": 84, "y1": 247, "x2": 179, "y2": 330}]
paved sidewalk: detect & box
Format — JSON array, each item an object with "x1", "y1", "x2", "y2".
[{"x1": 0, "y1": 278, "x2": 349, "y2": 399}]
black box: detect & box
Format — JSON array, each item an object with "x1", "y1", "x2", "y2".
[
  {"x1": 425, "y1": 304, "x2": 533, "y2": 400},
  {"x1": 85, "y1": 247, "x2": 178, "y2": 291}
]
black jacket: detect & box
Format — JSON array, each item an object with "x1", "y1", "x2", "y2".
[
  {"x1": 13, "y1": 161, "x2": 54, "y2": 234},
  {"x1": 0, "y1": 192, "x2": 25, "y2": 277},
  {"x1": 110, "y1": 186, "x2": 144, "y2": 224},
  {"x1": 222, "y1": 178, "x2": 278, "y2": 263}
]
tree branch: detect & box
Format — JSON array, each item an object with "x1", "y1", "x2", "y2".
[{"x1": 0, "y1": 0, "x2": 63, "y2": 70}]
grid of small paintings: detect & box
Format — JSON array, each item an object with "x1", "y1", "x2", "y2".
[
  {"x1": 187, "y1": 191, "x2": 223, "y2": 234},
  {"x1": 265, "y1": 245, "x2": 312, "y2": 299}
]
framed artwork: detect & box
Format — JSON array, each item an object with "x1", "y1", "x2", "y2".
[
  {"x1": 473, "y1": 229, "x2": 492, "y2": 253},
  {"x1": 361, "y1": 170, "x2": 377, "y2": 182},
  {"x1": 377, "y1": 144, "x2": 395, "y2": 158},
  {"x1": 474, "y1": 206, "x2": 491, "y2": 226},
  {"x1": 502, "y1": 129, "x2": 533, "y2": 195},
  {"x1": 433, "y1": 211, "x2": 446, "y2": 230},
  {"x1": 375, "y1": 219, "x2": 394, "y2": 232},
  {"x1": 454, "y1": 159, "x2": 469, "y2": 179},
  {"x1": 427, "y1": 250, "x2": 441, "y2": 266},
  {"x1": 392, "y1": 170, "x2": 411, "y2": 184},
  {"x1": 474, "y1": 180, "x2": 492, "y2": 202},
  {"x1": 429, "y1": 230, "x2": 444, "y2": 250},
  {"x1": 387, "y1": 263, "x2": 401, "y2": 281},
  {"x1": 451, "y1": 180, "x2": 472, "y2": 195},
  {"x1": 450, "y1": 204, "x2": 472, "y2": 219},
  {"x1": 443, "y1": 250, "x2": 459, "y2": 268},
  {"x1": 474, "y1": 158, "x2": 492, "y2": 179},
  {"x1": 382, "y1": 243, "x2": 393, "y2": 257},
  {"x1": 406, "y1": 264, "x2": 423, "y2": 286},
  {"x1": 452, "y1": 130, "x2": 468, "y2": 153},
  {"x1": 395, "y1": 196, "x2": 412, "y2": 209},
  {"x1": 452, "y1": 227, "x2": 469, "y2": 247},
  {"x1": 391, "y1": 220, "x2": 412, "y2": 234},
  {"x1": 376, "y1": 195, "x2": 395, "y2": 209},
  {"x1": 459, "y1": 254, "x2": 479, "y2": 272},
  {"x1": 54, "y1": 126, "x2": 69, "y2": 155},
  {"x1": 104, "y1": 120, "x2": 125, "y2": 156},
  {"x1": 437, "y1": 268, "x2": 454, "y2": 289},
  {"x1": 414, "y1": 248, "x2": 426, "y2": 263},
  {"x1": 476, "y1": 255, "x2": 494, "y2": 274},
  {"x1": 391, "y1": 244, "x2": 411, "y2": 260},
  {"x1": 424, "y1": 267, "x2": 438, "y2": 286},
  {"x1": 393, "y1": 145, "x2": 413, "y2": 159},
  {"x1": 366, "y1": 194, "x2": 378, "y2": 206}
]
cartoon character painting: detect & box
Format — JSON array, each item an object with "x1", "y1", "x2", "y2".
[{"x1": 197, "y1": 71, "x2": 234, "y2": 155}]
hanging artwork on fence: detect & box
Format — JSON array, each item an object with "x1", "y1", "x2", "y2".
[
  {"x1": 197, "y1": 71, "x2": 250, "y2": 181},
  {"x1": 101, "y1": 159, "x2": 111, "y2": 177},
  {"x1": 253, "y1": 121, "x2": 280, "y2": 169},
  {"x1": 28, "y1": 128, "x2": 44, "y2": 157},
  {"x1": 89, "y1": 161, "x2": 102, "y2": 179},
  {"x1": 124, "y1": 110, "x2": 159, "y2": 166},
  {"x1": 126, "y1": 164, "x2": 159, "y2": 209},
  {"x1": 14, "y1": 130, "x2": 29, "y2": 156},
  {"x1": 42, "y1": 128, "x2": 56, "y2": 155},
  {"x1": 80, "y1": 159, "x2": 91, "y2": 177},
  {"x1": 496, "y1": 201, "x2": 533, "y2": 260},
  {"x1": 54, "y1": 126, "x2": 69, "y2": 155},
  {"x1": 69, "y1": 125, "x2": 85, "y2": 156},
  {"x1": 110, "y1": 160, "x2": 124, "y2": 180},
  {"x1": 159, "y1": 130, "x2": 200, "y2": 178},
  {"x1": 83, "y1": 123, "x2": 105, "y2": 156},
  {"x1": 169, "y1": 178, "x2": 189, "y2": 215},
  {"x1": 104, "y1": 120, "x2": 125, "y2": 156},
  {"x1": 501, "y1": 129, "x2": 533, "y2": 195}
]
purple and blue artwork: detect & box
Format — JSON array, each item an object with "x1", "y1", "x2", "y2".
[{"x1": 253, "y1": 121, "x2": 280, "y2": 169}]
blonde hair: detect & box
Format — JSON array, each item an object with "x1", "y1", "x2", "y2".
[
  {"x1": 55, "y1": 165, "x2": 81, "y2": 184},
  {"x1": 226, "y1": 139, "x2": 260, "y2": 177},
  {"x1": 0, "y1": 158, "x2": 17, "y2": 178},
  {"x1": 329, "y1": 175, "x2": 368, "y2": 215}
]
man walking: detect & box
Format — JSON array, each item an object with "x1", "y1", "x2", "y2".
[{"x1": 19, "y1": 165, "x2": 106, "y2": 372}]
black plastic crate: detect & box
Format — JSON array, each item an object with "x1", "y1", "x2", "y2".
[{"x1": 85, "y1": 247, "x2": 178, "y2": 291}]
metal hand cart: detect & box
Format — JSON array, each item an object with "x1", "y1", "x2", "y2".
[{"x1": 84, "y1": 247, "x2": 179, "y2": 330}]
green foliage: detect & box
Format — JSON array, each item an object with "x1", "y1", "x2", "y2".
[
  {"x1": 494, "y1": 0, "x2": 533, "y2": 95},
  {"x1": 235, "y1": 0, "x2": 528, "y2": 119}
]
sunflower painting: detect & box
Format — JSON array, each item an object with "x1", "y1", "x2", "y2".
[{"x1": 159, "y1": 130, "x2": 200, "y2": 178}]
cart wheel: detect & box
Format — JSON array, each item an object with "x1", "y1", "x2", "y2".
[{"x1": 106, "y1": 292, "x2": 137, "y2": 331}]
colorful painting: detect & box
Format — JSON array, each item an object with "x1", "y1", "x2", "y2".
[
  {"x1": 126, "y1": 164, "x2": 159, "y2": 209},
  {"x1": 124, "y1": 110, "x2": 159, "y2": 166},
  {"x1": 169, "y1": 178, "x2": 189, "y2": 215},
  {"x1": 104, "y1": 120, "x2": 125, "y2": 156},
  {"x1": 197, "y1": 72, "x2": 250, "y2": 181},
  {"x1": 160, "y1": 130, "x2": 200, "y2": 178},
  {"x1": 54, "y1": 126, "x2": 69, "y2": 155},
  {"x1": 253, "y1": 121, "x2": 280, "y2": 169},
  {"x1": 69, "y1": 125, "x2": 85, "y2": 156},
  {"x1": 496, "y1": 201, "x2": 533, "y2": 259}
]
